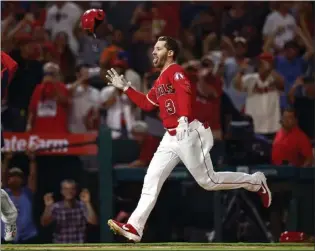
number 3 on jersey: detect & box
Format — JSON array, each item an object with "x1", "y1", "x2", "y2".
[{"x1": 165, "y1": 99, "x2": 176, "y2": 115}]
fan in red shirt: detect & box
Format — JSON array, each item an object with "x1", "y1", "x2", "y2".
[
  {"x1": 27, "y1": 62, "x2": 70, "y2": 133},
  {"x1": 105, "y1": 36, "x2": 271, "y2": 242},
  {"x1": 128, "y1": 121, "x2": 161, "y2": 168},
  {"x1": 194, "y1": 56, "x2": 223, "y2": 139},
  {"x1": 272, "y1": 108, "x2": 313, "y2": 167}
]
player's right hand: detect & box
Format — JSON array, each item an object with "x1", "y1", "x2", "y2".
[
  {"x1": 106, "y1": 68, "x2": 131, "y2": 91},
  {"x1": 176, "y1": 116, "x2": 189, "y2": 141},
  {"x1": 43, "y1": 193, "x2": 54, "y2": 207}
]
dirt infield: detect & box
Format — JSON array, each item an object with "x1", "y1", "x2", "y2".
[{"x1": 2, "y1": 243, "x2": 314, "y2": 251}]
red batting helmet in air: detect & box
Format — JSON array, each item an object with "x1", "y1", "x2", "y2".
[{"x1": 81, "y1": 9, "x2": 105, "y2": 34}]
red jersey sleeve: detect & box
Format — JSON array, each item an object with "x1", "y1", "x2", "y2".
[
  {"x1": 1, "y1": 51, "x2": 18, "y2": 83},
  {"x1": 125, "y1": 87, "x2": 158, "y2": 111},
  {"x1": 169, "y1": 67, "x2": 193, "y2": 118}
]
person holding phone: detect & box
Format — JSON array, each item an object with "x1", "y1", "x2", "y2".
[
  {"x1": 234, "y1": 52, "x2": 284, "y2": 140},
  {"x1": 67, "y1": 64, "x2": 100, "y2": 133},
  {"x1": 27, "y1": 62, "x2": 70, "y2": 133}
]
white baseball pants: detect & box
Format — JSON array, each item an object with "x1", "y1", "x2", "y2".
[
  {"x1": 1, "y1": 189, "x2": 18, "y2": 224},
  {"x1": 128, "y1": 120, "x2": 263, "y2": 237}
]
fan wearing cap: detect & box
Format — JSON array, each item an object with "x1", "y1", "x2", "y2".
[
  {"x1": 128, "y1": 121, "x2": 161, "y2": 168},
  {"x1": 223, "y1": 36, "x2": 255, "y2": 111},
  {"x1": 233, "y1": 37, "x2": 248, "y2": 61},
  {"x1": 234, "y1": 52, "x2": 285, "y2": 139},
  {"x1": 67, "y1": 64, "x2": 101, "y2": 133},
  {"x1": 27, "y1": 62, "x2": 70, "y2": 133},
  {"x1": 194, "y1": 55, "x2": 223, "y2": 140},
  {"x1": 270, "y1": 27, "x2": 314, "y2": 109},
  {"x1": 1, "y1": 149, "x2": 38, "y2": 243}
]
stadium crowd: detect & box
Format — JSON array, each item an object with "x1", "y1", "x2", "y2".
[{"x1": 1, "y1": 0, "x2": 314, "y2": 244}]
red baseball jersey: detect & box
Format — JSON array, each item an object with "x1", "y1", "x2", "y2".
[{"x1": 125, "y1": 63, "x2": 196, "y2": 129}]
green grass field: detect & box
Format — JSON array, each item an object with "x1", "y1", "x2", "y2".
[{"x1": 2, "y1": 243, "x2": 314, "y2": 251}]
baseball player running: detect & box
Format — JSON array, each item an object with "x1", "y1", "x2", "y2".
[{"x1": 106, "y1": 36, "x2": 272, "y2": 243}]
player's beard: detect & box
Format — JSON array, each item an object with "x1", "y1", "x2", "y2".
[{"x1": 153, "y1": 53, "x2": 167, "y2": 68}]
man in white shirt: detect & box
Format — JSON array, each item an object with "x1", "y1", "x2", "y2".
[
  {"x1": 45, "y1": 2, "x2": 83, "y2": 55},
  {"x1": 99, "y1": 55, "x2": 140, "y2": 139},
  {"x1": 99, "y1": 85, "x2": 136, "y2": 139},
  {"x1": 262, "y1": 2, "x2": 296, "y2": 51},
  {"x1": 67, "y1": 64, "x2": 100, "y2": 133},
  {"x1": 234, "y1": 52, "x2": 285, "y2": 138}
]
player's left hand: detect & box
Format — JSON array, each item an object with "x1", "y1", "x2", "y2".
[
  {"x1": 106, "y1": 68, "x2": 130, "y2": 91},
  {"x1": 176, "y1": 117, "x2": 189, "y2": 141}
]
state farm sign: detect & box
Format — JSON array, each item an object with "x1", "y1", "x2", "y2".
[
  {"x1": 2, "y1": 132, "x2": 97, "y2": 155},
  {"x1": 4, "y1": 135, "x2": 69, "y2": 152}
]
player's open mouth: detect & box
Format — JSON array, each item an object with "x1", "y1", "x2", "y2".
[{"x1": 153, "y1": 57, "x2": 158, "y2": 64}]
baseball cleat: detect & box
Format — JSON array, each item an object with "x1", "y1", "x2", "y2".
[
  {"x1": 4, "y1": 223, "x2": 17, "y2": 242},
  {"x1": 256, "y1": 172, "x2": 272, "y2": 208},
  {"x1": 108, "y1": 219, "x2": 141, "y2": 243}
]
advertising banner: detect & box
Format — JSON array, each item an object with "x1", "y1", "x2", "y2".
[{"x1": 2, "y1": 132, "x2": 98, "y2": 155}]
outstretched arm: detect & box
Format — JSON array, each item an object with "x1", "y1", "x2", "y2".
[
  {"x1": 124, "y1": 87, "x2": 158, "y2": 112},
  {"x1": 106, "y1": 68, "x2": 158, "y2": 112}
]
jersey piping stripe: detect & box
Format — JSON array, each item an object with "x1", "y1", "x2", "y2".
[
  {"x1": 146, "y1": 94, "x2": 159, "y2": 107},
  {"x1": 195, "y1": 129, "x2": 261, "y2": 187},
  {"x1": 159, "y1": 62, "x2": 176, "y2": 76}
]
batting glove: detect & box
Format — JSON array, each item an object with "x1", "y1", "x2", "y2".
[
  {"x1": 176, "y1": 116, "x2": 189, "y2": 141},
  {"x1": 106, "y1": 68, "x2": 130, "y2": 91}
]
